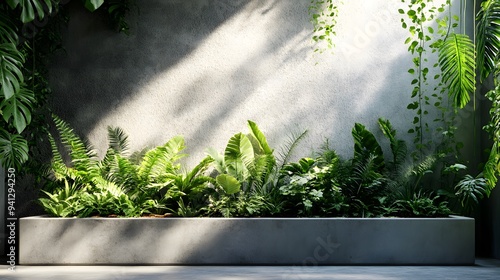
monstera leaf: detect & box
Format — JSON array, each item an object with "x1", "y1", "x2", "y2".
[
  {"x1": 1, "y1": 85, "x2": 34, "y2": 133},
  {"x1": 0, "y1": 43, "x2": 24, "y2": 100},
  {"x1": 6, "y1": 0, "x2": 53, "y2": 23},
  {"x1": 0, "y1": 128, "x2": 28, "y2": 169}
]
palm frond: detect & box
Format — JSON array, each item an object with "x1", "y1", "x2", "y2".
[
  {"x1": 476, "y1": 0, "x2": 500, "y2": 81},
  {"x1": 483, "y1": 142, "x2": 500, "y2": 195},
  {"x1": 438, "y1": 33, "x2": 476, "y2": 108}
]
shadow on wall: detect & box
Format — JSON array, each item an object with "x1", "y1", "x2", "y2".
[
  {"x1": 50, "y1": 0, "x2": 250, "y2": 134},
  {"x1": 49, "y1": 0, "x2": 321, "y2": 160},
  {"x1": 48, "y1": 0, "x2": 439, "y2": 167}
]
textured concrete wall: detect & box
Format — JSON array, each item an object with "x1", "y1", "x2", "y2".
[{"x1": 48, "y1": 0, "x2": 463, "y2": 166}]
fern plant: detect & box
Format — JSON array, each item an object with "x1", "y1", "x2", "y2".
[{"x1": 41, "y1": 115, "x2": 213, "y2": 217}]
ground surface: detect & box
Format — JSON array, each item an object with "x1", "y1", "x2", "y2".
[{"x1": 0, "y1": 259, "x2": 499, "y2": 280}]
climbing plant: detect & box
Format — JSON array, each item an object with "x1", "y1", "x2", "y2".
[
  {"x1": 309, "y1": 0, "x2": 500, "y2": 197},
  {"x1": 478, "y1": 0, "x2": 500, "y2": 193},
  {"x1": 309, "y1": 0, "x2": 342, "y2": 54}
]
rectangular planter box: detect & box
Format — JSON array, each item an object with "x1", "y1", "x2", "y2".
[{"x1": 19, "y1": 216, "x2": 474, "y2": 265}]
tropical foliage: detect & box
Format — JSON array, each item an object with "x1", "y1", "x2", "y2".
[
  {"x1": 39, "y1": 117, "x2": 482, "y2": 218},
  {"x1": 310, "y1": 0, "x2": 500, "y2": 199},
  {"x1": 0, "y1": 0, "x2": 133, "y2": 170}
]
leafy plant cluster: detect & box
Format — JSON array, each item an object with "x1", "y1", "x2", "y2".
[
  {"x1": 310, "y1": 0, "x2": 500, "y2": 200},
  {"x1": 40, "y1": 116, "x2": 486, "y2": 218},
  {"x1": 0, "y1": 0, "x2": 134, "y2": 171}
]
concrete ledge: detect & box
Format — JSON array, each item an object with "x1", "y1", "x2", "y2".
[{"x1": 19, "y1": 216, "x2": 474, "y2": 265}]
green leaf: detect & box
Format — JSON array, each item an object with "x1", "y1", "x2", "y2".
[
  {"x1": 352, "y1": 123, "x2": 385, "y2": 172},
  {"x1": 13, "y1": 0, "x2": 53, "y2": 23},
  {"x1": 0, "y1": 86, "x2": 34, "y2": 133},
  {"x1": 216, "y1": 174, "x2": 241, "y2": 195},
  {"x1": 247, "y1": 120, "x2": 273, "y2": 155},
  {"x1": 438, "y1": 33, "x2": 475, "y2": 108},
  {"x1": 0, "y1": 128, "x2": 28, "y2": 169},
  {"x1": 224, "y1": 133, "x2": 254, "y2": 181},
  {"x1": 84, "y1": 0, "x2": 105, "y2": 12},
  {"x1": 0, "y1": 43, "x2": 24, "y2": 99},
  {"x1": 6, "y1": 0, "x2": 21, "y2": 10}
]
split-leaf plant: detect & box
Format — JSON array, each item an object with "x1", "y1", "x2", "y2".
[{"x1": 0, "y1": 0, "x2": 134, "y2": 170}]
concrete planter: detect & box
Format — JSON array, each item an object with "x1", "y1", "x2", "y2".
[{"x1": 19, "y1": 216, "x2": 474, "y2": 265}]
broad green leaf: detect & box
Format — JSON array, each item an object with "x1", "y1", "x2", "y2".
[
  {"x1": 0, "y1": 128, "x2": 29, "y2": 169},
  {"x1": 216, "y1": 174, "x2": 241, "y2": 195},
  {"x1": 0, "y1": 43, "x2": 24, "y2": 100},
  {"x1": 84, "y1": 0, "x2": 105, "y2": 12},
  {"x1": 247, "y1": 120, "x2": 273, "y2": 155},
  {"x1": 0, "y1": 86, "x2": 34, "y2": 133},
  {"x1": 6, "y1": 0, "x2": 21, "y2": 9},
  {"x1": 224, "y1": 133, "x2": 254, "y2": 181}
]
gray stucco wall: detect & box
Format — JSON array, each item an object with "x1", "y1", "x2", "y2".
[{"x1": 49, "y1": 0, "x2": 449, "y2": 166}]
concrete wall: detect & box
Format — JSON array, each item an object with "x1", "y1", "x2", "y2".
[
  {"x1": 48, "y1": 0, "x2": 459, "y2": 166},
  {"x1": 37, "y1": 0, "x2": 500, "y2": 260}
]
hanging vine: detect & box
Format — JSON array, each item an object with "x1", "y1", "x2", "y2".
[{"x1": 309, "y1": 0, "x2": 342, "y2": 54}]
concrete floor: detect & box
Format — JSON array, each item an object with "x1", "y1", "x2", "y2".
[{"x1": 0, "y1": 259, "x2": 499, "y2": 280}]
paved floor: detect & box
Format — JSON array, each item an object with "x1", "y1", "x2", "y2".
[{"x1": 0, "y1": 259, "x2": 499, "y2": 280}]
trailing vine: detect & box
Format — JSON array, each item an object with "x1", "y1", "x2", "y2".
[
  {"x1": 309, "y1": 0, "x2": 342, "y2": 54},
  {"x1": 398, "y1": 0, "x2": 454, "y2": 159}
]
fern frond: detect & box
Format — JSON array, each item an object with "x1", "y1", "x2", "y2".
[
  {"x1": 51, "y1": 114, "x2": 99, "y2": 178},
  {"x1": 106, "y1": 154, "x2": 140, "y2": 191},
  {"x1": 107, "y1": 126, "x2": 130, "y2": 155},
  {"x1": 48, "y1": 132, "x2": 69, "y2": 181}
]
